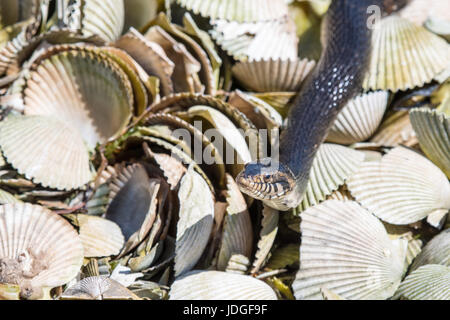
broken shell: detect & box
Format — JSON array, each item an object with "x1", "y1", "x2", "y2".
[
  {"x1": 169, "y1": 270, "x2": 277, "y2": 300},
  {"x1": 410, "y1": 107, "x2": 450, "y2": 178},
  {"x1": 61, "y1": 276, "x2": 140, "y2": 300},
  {"x1": 410, "y1": 229, "x2": 449, "y2": 272},
  {"x1": 175, "y1": 167, "x2": 214, "y2": 276},
  {"x1": 232, "y1": 58, "x2": 316, "y2": 92},
  {"x1": 326, "y1": 91, "x2": 389, "y2": 145},
  {"x1": 0, "y1": 203, "x2": 84, "y2": 299},
  {"x1": 348, "y1": 146, "x2": 450, "y2": 225},
  {"x1": 293, "y1": 200, "x2": 407, "y2": 300},
  {"x1": 0, "y1": 115, "x2": 93, "y2": 191},
  {"x1": 363, "y1": 16, "x2": 450, "y2": 92},
  {"x1": 395, "y1": 265, "x2": 450, "y2": 300}
]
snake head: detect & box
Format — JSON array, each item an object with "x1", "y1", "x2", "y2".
[{"x1": 236, "y1": 158, "x2": 301, "y2": 210}]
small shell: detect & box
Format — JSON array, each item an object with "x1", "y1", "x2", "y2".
[
  {"x1": 61, "y1": 276, "x2": 140, "y2": 300},
  {"x1": 0, "y1": 203, "x2": 84, "y2": 299},
  {"x1": 175, "y1": 167, "x2": 215, "y2": 276},
  {"x1": 217, "y1": 175, "x2": 253, "y2": 270},
  {"x1": 326, "y1": 91, "x2": 389, "y2": 145},
  {"x1": 409, "y1": 107, "x2": 450, "y2": 178},
  {"x1": 0, "y1": 115, "x2": 93, "y2": 191},
  {"x1": 348, "y1": 146, "x2": 450, "y2": 225},
  {"x1": 410, "y1": 229, "x2": 449, "y2": 272},
  {"x1": 175, "y1": 0, "x2": 288, "y2": 23},
  {"x1": 395, "y1": 265, "x2": 450, "y2": 300},
  {"x1": 363, "y1": 16, "x2": 450, "y2": 92},
  {"x1": 293, "y1": 200, "x2": 407, "y2": 300},
  {"x1": 232, "y1": 58, "x2": 316, "y2": 92},
  {"x1": 169, "y1": 270, "x2": 277, "y2": 300},
  {"x1": 293, "y1": 144, "x2": 366, "y2": 214}
]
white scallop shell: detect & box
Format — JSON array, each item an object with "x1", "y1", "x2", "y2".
[
  {"x1": 0, "y1": 203, "x2": 84, "y2": 297},
  {"x1": 347, "y1": 146, "x2": 450, "y2": 225},
  {"x1": 169, "y1": 270, "x2": 277, "y2": 300},
  {"x1": 293, "y1": 200, "x2": 407, "y2": 300},
  {"x1": 363, "y1": 16, "x2": 450, "y2": 92},
  {"x1": 327, "y1": 91, "x2": 389, "y2": 145},
  {"x1": 0, "y1": 115, "x2": 93, "y2": 191},
  {"x1": 410, "y1": 229, "x2": 449, "y2": 272}
]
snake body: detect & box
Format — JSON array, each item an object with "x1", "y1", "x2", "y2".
[{"x1": 237, "y1": 0, "x2": 405, "y2": 210}]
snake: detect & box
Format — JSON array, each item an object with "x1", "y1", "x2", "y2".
[{"x1": 236, "y1": 0, "x2": 408, "y2": 211}]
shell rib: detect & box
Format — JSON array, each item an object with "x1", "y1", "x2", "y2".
[{"x1": 410, "y1": 229, "x2": 449, "y2": 272}]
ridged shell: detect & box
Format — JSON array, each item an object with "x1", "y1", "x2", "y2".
[
  {"x1": 175, "y1": 167, "x2": 214, "y2": 276},
  {"x1": 169, "y1": 270, "x2": 277, "y2": 300},
  {"x1": 73, "y1": 215, "x2": 125, "y2": 258},
  {"x1": 217, "y1": 175, "x2": 253, "y2": 270},
  {"x1": 363, "y1": 16, "x2": 450, "y2": 92},
  {"x1": 231, "y1": 58, "x2": 316, "y2": 92},
  {"x1": 21, "y1": 46, "x2": 134, "y2": 149},
  {"x1": 409, "y1": 108, "x2": 450, "y2": 178},
  {"x1": 292, "y1": 200, "x2": 407, "y2": 300},
  {"x1": 175, "y1": 0, "x2": 288, "y2": 23},
  {"x1": 395, "y1": 265, "x2": 450, "y2": 300},
  {"x1": 61, "y1": 276, "x2": 140, "y2": 300},
  {"x1": 293, "y1": 144, "x2": 366, "y2": 214},
  {"x1": 0, "y1": 115, "x2": 93, "y2": 191},
  {"x1": 0, "y1": 203, "x2": 84, "y2": 297},
  {"x1": 326, "y1": 91, "x2": 389, "y2": 145},
  {"x1": 209, "y1": 16, "x2": 298, "y2": 61},
  {"x1": 65, "y1": 0, "x2": 125, "y2": 42},
  {"x1": 410, "y1": 229, "x2": 449, "y2": 272},
  {"x1": 347, "y1": 146, "x2": 450, "y2": 225}
]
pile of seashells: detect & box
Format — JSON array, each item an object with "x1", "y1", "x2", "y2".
[{"x1": 0, "y1": 0, "x2": 449, "y2": 300}]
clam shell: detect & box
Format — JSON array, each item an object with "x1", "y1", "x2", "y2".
[
  {"x1": 395, "y1": 265, "x2": 450, "y2": 300},
  {"x1": 231, "y1": 58, "x2": 316, "y2": 92},
  {"x1": 169, "y1": 270, "x2": 277, "y2": 300},
  {"x1": 363, "y1": 16, "x2": 450, "y2": 92},
  {"x1": 410, "y1": 229, "x2": 449, "y2": 272},
  {"x1": 217, "y1": 175, "x2": 253, "y2": 270},
  {"x1": 65, "y1": 0, "x2": 125, "y2": 42},
  {"x1": 292, "y1": 144, "x2": 365, "y2": 215},
  {"x1": 0, "y1": 115, "x2": 93, "y2": 191},
  {"x1": 410, "y1": 107, "x2": 450, "y2": 178},
  {"x1": 175, "y1": 0, "x2": 288, "y2": 23},
  {"x1": 21, "y1": 45, "x2": 134, "y2": 149},
  {"x1": 326, "y1": 91, "x2": 389, "y2": 145},
  {"x1": 347, "y1": 146, "x2": 450, "y2": 225},
  {"x1": 209, "y1": 16, "x2": 298, "y2": 61},
  {"x1": 61, "y1": 276, "x2": 140, "y2": 300},
  {"x1": 0, "y1": 203, "x2": 84, "y2": 298},
  {"x1": 70, "y1": 214, "x2": 125, "y2": 258},
  {"x1": 292, "y1": 200, "x2": 407, "y2": 300},
  {"x1": 175, "y1": 167, "x2": 215, "y2": 276}
]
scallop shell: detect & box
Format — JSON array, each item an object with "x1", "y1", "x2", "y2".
[
  {"x1": 326, "y1": 91, "x2": 389, "y2": 145},
  {"x1": 394, "y1": 265, "x2": 450, "y2": 300},
  {"x1": 64, "y1": 0, "x2": 125, "y2": 42},
  {"x1": 20, "y1": 45, "x2": 134, "y2": 149},
  {"x1": 209, "y1": 16, "x2": 298, "y2": 61},
  {"x1": 410, "y1": 229, "x2": 449, "y2": 272},
  {"x1": 169, "y1": 270, "x2": 277, "y2": 300},
  {"x1": 292, "y1": 143, "x2": 366, "y2": 215},
  {"x1": 409, "y1": 107, "x2": 450, "y2": 178},
  {"x1": 0, "y1": 203, "x2": 84, "y2": 299},
  {"x1": 175, "y1": 0, "x2": 288, "y2": 23},
  {"x1": 0, "y1": 115, "x2": 93, "y2": 191},
  {"x1": 347, "y1": 146, "x2": 450, "y2": 225},
  {"x1": 292, "y1": 200, "x2": 407, "y2": 300},
  {"x1": 69, "y1": 214, "x2": 125, "y2": 258},
  {"x1": 383, "y1": 224, "x2": 423, "y2": 269},
  {"x1": 175, "y1": 167, "x2": 215, "y2": 277},
  {"x1": 371, "y1": 110, "x2": 418, "y2": 147},
  {"x1": 61, "y1": 276, "x2": 140, "y2": 300},
  {"x1": 231, "y1": 58, "x2": 316, "y2": 92},
  {"x1": 217, "y1": 174, "x2": 253, "y2": 270},
  {"x1": 363, "y1": 16, "x2": 450, "y2": 92}
]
